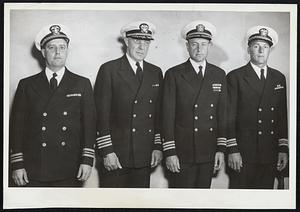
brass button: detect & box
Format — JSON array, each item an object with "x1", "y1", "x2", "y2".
[
  {"x1": 42, "y1": 126, "x2": 46, "y2": 131},
  {"x1": 134, "y1": 100, "x2": 138, "y2": 104},
  {"x1": 133, "y1": 114, "x2": 137, "y2": 118},
  {"x1": 149, "y1": 99, "x2": 152, "y2": 103},
  {"x1": 148, "y1": 129, "x2": 152, "y2": 133},
  {"x1": 63, "y1": 111, "x2": 68, "y2": 116},
  {"x1": 270, "y1": 131, "x2": 274, "y2": 135},
  {"x1": 258, "y1": 120, "x2": 262, "y2": 124},
  {"x1": 209, "y1": 128, "x2": 213, "y2": 132},
  {"x1": 61, "y1": 141, "x2": 66, "y2": 146},
  {"x1": 62, "y1": 126, "x2": 67, "y2": 131},
  {"x1": 194, "y1": 128, "x2": 198, "y2": 132},
  {"x1": 43, "y1": 112, "x2": 47, "y2": 117},
  {"x1": 195, "y1": 104, "x2": 198, "y2": 108},
  {"x1": 258, "y1": 108, "x2": 262, "y2": 112},
  {"x1": 271, "y1": 107, "x2": 274, "y2": 111},
  {"x1": 42, "y1": 142, "x2": 47, "y2": 147},
  {"x1": 210, "y1": 104, "x2": 214, "y2": 107},
  {"x1": 195, "y1": 116, "x2": 198, "y2": 120},
  {"x1": 132, "y1": 128, "x2": 136, "y2": 132},
  {"x1": 258, "y1": 131, "x2": 262, "y2": 135},
  {"x1": 271, "y1": 120, "x2": 274, "y2": 123},
  {"x1": 149, "y1": 114, "x2": 152, "y2": 118},
  {"x1": 210, "y1": 116, "x2": 213, "y2": 120}
]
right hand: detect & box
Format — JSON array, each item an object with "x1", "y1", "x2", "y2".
[
  {"x1": 12, "y1": 168, "x2": 29, "y2": 186},
  {"x1": 228, "y1": 152, "x2": 243, "y2": 172},
  {"x1": 166, "y1": 155, "x2": 180, "y2": 173},
  {"x1": 103, "y1": 152, "x2": 122, "y2": 171}
]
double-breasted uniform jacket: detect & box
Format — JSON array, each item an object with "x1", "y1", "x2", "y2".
[
  {"x1": 10, "y1": 69, "x2": 96, "y2": 181},
  {"x1": 226, "y1": 63, "x2": 288, "y2": 164},
  {"x1": 94, "y1": 55, "x2": 163, "y2": 168},
  {"x1": 162, "y1": 60, "x2": 227, "y2": 163}
]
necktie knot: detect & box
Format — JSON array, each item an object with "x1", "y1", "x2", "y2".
[{"x1": 53, "y1": 73, "x2": 57, "y2": 78}]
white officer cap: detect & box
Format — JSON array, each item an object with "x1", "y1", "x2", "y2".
[
  {"x1": 246, "y1": 25, "x2": 278, "y2": 47},
  {"x1": 181, "y1": 20, "x2": 216, "y2": 41},
  {"x1": 120, "y1": 21, "x2": 156, "y2": 40},
  {"x1": 35, "y1": 24, "x2": 71, "y2": 51}
]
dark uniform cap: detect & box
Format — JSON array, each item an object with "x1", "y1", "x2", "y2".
[
  {"x1": 247, "y1": 26, "x2": 278, "y2": 47},
  {"x1": 181, "y1": 20, "x2": 216, "y2": 41},
  {"x1": 121, "y1": 21, "x2": 156, "y2": 41},
  {"x1": 35, "y1": 24, "x2": 71, "y2": 51}
]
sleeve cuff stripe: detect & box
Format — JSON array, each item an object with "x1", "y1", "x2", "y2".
[
  {"x1": 217, "y1": 142, "x2": 227, "y2": 146},
  {"x1": 11, "y1": 158, "x2": 24, "y2": 163},
  {"x1": 83, "y1": 148, "x2": 95, "y2": 153},
  {"x1": 227, "y1": 138, "x2": 236, "y2": 142},
  {"x1": 279, "y1": 143, "x2": 288, "y2": 146},
  {"x1": 11, "y1": 155, "x2": 24, "y2": 160},
  {"x1": 163, "y1": 141, "x2": 175, "y2": 145},
  {"x1": 97, "y1": 140, "x2": 112, "y2": 145},
  {"x1": 217, "y1": 137, "x2": 227, "y2": 141},
  {"x1": 96, "y1": 135, "x2": 111, "y2": 140},
  {"x1": 82, "y1": 153, "x2": 95, "y2": 158},
  {"x1": 98, "y1": 143, "x2": 113, "y2": 149},
  {"x1": 154, "y1": 138, "x2": 161, "y2": 141},
  {"x1": 163, "y1": 143, "x2": 175, "y2": 148},
  {"x1": 97, "y1": 137, "x2": 111, "y2": 143},
  {"x1": 154, "y1": 141, "x2": 162, "y2": 144},
  {"x1": 227, "y1": 143, "x2": 238, "y2": 147},
  {"x1": 163, "y1": 146, "x2": 176, "y2": 151},
  {"x1": 11, "y1": 152, "x2": 23, "y2": 157}
]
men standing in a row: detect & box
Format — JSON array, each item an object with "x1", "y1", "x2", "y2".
[
  {"x1": 10, "y1": 24, "x2": 96, "y2": 187},
  {"x1": 226, "y1": 26, "x2": 288, "y2": 189},
  {"x1": 94, "y1": 21, "x2": 163, "y2": 188},
  {"x1": 162, "y1": 20, "x2": 227, "y2": 188}
]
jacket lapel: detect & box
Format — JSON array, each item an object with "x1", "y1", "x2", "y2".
[
  {"x1": 243, "y1": 62, "x2": 263, "y2": 96},
  {"x1": 117, "y1": 55, "x2": 140, "y2": 93},
  {"x1": 135, "y1": 61, "x2": 154, "y2": 100},
  {"x1": 194, "y1": 62, "x2": 214, "y2": 103},
  {"x1": 179, "y1": 60, "x2": 199, "y2": 93},
  {"x1": 46, "y1": 68, "x2": 73, "y2": 110},
  {"x1": 30, "y1": 70, "x2": 52, "y2": 101}
]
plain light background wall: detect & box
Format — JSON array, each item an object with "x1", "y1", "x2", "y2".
[{"x1": 9, "y1": 9, "x2": 290, "y2": 188}]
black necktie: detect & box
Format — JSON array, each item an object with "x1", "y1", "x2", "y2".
[
  {"x1": 260, "y1": 69, "x2": 265, "y2": 82},
  {"x1": 198, "y1": 66, "x2": 203, "y2": 80},
  {"x1": 50, "y1": 73, "x2": 58, "y2": 90},
  {"x1": 136, "y1": 62, "x2": 143, "y2": 83}
]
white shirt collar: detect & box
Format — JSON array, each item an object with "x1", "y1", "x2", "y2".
[
  {"x1": 189, "y1": 58, "x2": 206, "y2": 75},
  {"x1": 250, "y1": 62, "x2": 267, "y2": 79},
  {"x1": 45, "y1": 66, "x2": 65, "y2": 86},
  {"x1": 126, "y1": 53, "x2": 144, "y2": 74}
]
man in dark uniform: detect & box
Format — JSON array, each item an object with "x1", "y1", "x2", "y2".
[
  {"x1": 226, "y1": 26, "x2": 288, "y2": 189},
  {"x1": 162, "y1": 20, "x2": 227, "y2": 188},
  {"x1": 94, "y1": 21, "x2": 163, "y2": 188},
  {"x1": 10, "y1": 24, "x2": 96, "y2": 187}
]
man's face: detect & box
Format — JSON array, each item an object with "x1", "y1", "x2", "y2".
[
  {"x1": 248, "y1": 40, "x2": 271, "y2": 67},
  {"x1": 186, "y1": 38, "x2": 211, "y2": 63},
  {"x1": 124, "y1": 37, "x2": 150, "y2": 62},
  {"x1": 41, "y1": 38, "x2": 68, "y2": 71}
]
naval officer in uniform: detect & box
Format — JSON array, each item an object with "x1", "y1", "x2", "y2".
[
  {"x1": 94, "y1": 21, "x2": 163, "y2": 187},
  {"x1": 162, "y1": 20, "x2": 227, "y2": 188},
  {"x1": 226, "y1": 26, "x2": 288, "y2": 189},
  {"x1": 10, "y1": 24, "x2": 96, "y2": 187}
]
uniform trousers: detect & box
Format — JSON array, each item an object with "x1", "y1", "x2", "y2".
[
  {"x1": 99, "y1": 165, "x2": 151, "y2": 188},
  {"x1": 25, "y1": 178, "x2": 83, "y2": 187},
  {"x1": 228, "y1": 163, "x2": 276, "y2": 189},
  {"x1": 167, "y1": 162, "x2": 214, "y2": 188}
]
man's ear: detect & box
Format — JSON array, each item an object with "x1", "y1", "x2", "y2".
[
  {"x1": 124, "y1": 37, "x2": 129, "y2": 47},
  {"x1": 41, "y1": 48, "x2": 46, "y2": 58}
]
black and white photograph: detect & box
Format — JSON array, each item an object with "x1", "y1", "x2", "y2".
[{"x1": 3, "y1": 2, "x2": 297, "y2": 209}]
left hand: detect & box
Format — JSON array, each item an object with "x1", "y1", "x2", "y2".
[
  {"x1": 214, "y1": 152, "x2": 224, "y2": 173},
  {"x1": 77, "y1": 164, "x2": 92, "y2": 181},
  {"x1": 151, "y1": 150, "x2": 163, "y2": 168},
  {"x1": 277, "y1": 152, "x2": 288, "y2": 171}
]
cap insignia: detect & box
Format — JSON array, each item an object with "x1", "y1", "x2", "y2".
[
  {"x1": 259, "y1": 28, "x2": 268, "y2": 37},
  {"x1": 139, "y1": 23, "x2": 149, "y2": 33},
  {"x1": 196, "y1": 24, "x2": 205, "y2": 32},
  {"x1": 50, "y1": 25, "x2": 61, "y2": 35}
]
